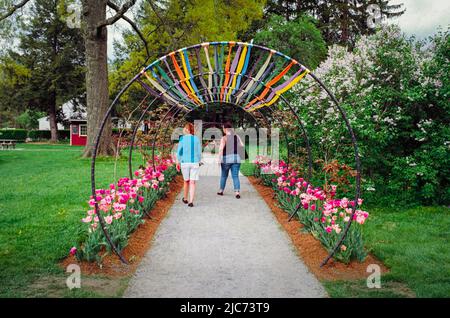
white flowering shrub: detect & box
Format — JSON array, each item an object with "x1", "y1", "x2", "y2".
[{"x1": 285, "y1": 25, "x2": 449, "y2": 205}]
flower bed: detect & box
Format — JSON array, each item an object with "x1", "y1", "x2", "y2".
[
  {"x1": 71, "y1": 156, "x2": 178, "y2": 263},
  {"x1": 253, "y1": 155, "x2": 368, "y2": 263}
]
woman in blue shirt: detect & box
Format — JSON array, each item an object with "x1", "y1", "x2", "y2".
[{"x1": 176, "y1": 123, "x2": 202, "y2": 207}]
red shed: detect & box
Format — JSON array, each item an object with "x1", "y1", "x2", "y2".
[{"x1": 70, "y1": 119, "x2": 87, "y2": 146}]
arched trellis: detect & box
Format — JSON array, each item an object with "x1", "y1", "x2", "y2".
[
  {"x1": 90, "y1": 42, "x2": 361, "y2": 267},
  {"x1": 134, "y1": 74, "x2": 315, "y2": 180}
]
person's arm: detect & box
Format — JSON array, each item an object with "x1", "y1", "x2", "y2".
[
  {"x1": 218, "y1": 136, "x2": 225, "y2": 163},
  {"x1": 176, "y1": 136, "x2": 183, "y2": 169},
  {"x1": 196, "y1": 137, "x2": 202, "y2": 162}
]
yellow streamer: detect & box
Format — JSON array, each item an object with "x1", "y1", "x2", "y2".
[{"x1": 226, "y1": 44, "x2": 248, "y2": 103}]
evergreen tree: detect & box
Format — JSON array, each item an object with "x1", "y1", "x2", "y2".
[
  {"x1": 265, "y1": 0, "x2": 405, "y2": 46},
  {"x1": 0, "y1": 0, "x2": 84, "y2": 141}
]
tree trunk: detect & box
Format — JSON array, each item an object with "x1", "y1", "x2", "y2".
[
  {"x1": 340, "y1": 1, "x2": 349, "y2": 45},
  {"x1": 82, "y1": 0, "x2": 114, "y2": 157},
  {"x1": 48, "y1": 91, "x2": 58, "y2": 143}
]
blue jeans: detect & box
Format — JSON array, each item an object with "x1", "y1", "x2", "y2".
[{"x1": 220, "y1": 162, "x2": 241, "y2": 191}]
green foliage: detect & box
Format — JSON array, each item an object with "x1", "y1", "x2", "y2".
[
  {"x1": 289, "y1": 26, "x2": 450, "y2": 206},
  {"x1": 109, "y1": 0, "x2": 266, "y2": 105},
  {"x1": 264, "y1": 0, "x2": 405, "y2": 47},
  {"x1": 15, "y1": 110, "x2": 45, "y2": 130},
  {"x1": 0, "y1": 128, "x2": 27, "y2": 140},
  {"x1": 253, "y1": 14, "x2": 327, "y2": 69},
  {"x1": 28, "y1": 129, "x2": 70, "y2": 140},
  {"x1": 0, "y1": 0, "x2": 85, "y2": 130}
]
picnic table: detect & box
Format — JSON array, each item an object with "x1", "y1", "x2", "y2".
[{"x1": 0, "y1": 139, "x2": 17, "y2": 150}]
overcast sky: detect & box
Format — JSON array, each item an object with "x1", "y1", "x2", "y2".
[
  {"x1": 388, "y1": 0, "x2": 449, "y2": 38},
  {"x1": 107, "y1": 0, "x2": 449, "y2": 59}
]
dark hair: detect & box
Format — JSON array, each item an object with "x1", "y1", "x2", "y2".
[{"x1": 223, "y1": 122, "x2": 233, "y2": 129}]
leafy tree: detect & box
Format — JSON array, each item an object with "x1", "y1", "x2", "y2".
[
  {"x1": 0, "y1": 56, "x2": 30, "y2": 127},
  {"x1": 16, "y1": 109, "x2": 45, "y2": 129},
  {"x1": 253, "y1": 14, "x2": 327, "y2": 69},
  {"x1": 1, "y1": 0, "x2": 146, "y2": 156},
  {"x1": 0, "y1": 0, "x2": 84, "y2": 141},
  {"x1": 109, "y1": 0, "x2": 266, "y2": 108}
]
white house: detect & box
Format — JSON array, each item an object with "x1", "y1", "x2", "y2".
[{"x1": 38, "y1": 101, "x2": 86, "y2": 130}]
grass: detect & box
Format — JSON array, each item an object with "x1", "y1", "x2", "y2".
[
  {"x1": 324, "y1": 205, "x2": 450, "y2": 298},
  {"x1": 0, "y1": 143, "x2": 146, "y2": 297},
  {"x1": 240, "y1": 162, "x2": 257, "y2": 176},
  {"x1": 1, "y1": 147, "x2": 449, "y2": 297},
  {"x1": 356, "y1": 205, "x2": 450, "y2": 298}
]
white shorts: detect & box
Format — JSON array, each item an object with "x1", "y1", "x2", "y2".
[{"x1": 180, "y1": 163, "x2": 200, "y2": 181}]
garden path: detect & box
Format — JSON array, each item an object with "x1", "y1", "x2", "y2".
[{"x1": 124, "y1": 154, "x2": 326, "y2": 297}]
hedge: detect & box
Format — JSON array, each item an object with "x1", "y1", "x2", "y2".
[
  {"x1": 0, "y1": 129, "x2": 27, "y2": 141},
  {"x1": 0, "y1": 129, "x2": 70, "y2": 141},
  {"x1": 28, "y1": 130, "x2": 70, "y2": 140}
]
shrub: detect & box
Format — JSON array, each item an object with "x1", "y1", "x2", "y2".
[
  {"x1": 289, "y1": 26, "x2": 450, "y2": 206},
  {"x1": 27, "y1": 130, "x2": 70, "y2": 141},
  {"x1": 0, "y1": 129, "x2": 27, "y2": 141}
]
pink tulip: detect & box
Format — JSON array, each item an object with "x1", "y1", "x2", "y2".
[
  {"x1": 105, "y1": 215, "x2": 113, "y2": 225},
  {"x1": 82, "y1": 216, "x2": 92, "y2": 223},
  {"x1": 69, "y1": 247, "x2": 77, "y2": 256}
]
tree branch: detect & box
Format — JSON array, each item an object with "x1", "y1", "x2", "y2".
[
  {"x1": 0, "y1": 0, "x2": 32, "y2": 22},
  {"x1": 106, "y1": 0, "x2": 150, "y2": 58},
  {"x1": 97, "y1": 0, "x2": 136, "y2": 29},
  {"x1": 146, "y1": 0, "x2": 178, "y2": 51}
]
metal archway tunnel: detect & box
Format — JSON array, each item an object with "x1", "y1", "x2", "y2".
[{"x1": 90, "y1": 41, "x2": 362, "y2": 267}]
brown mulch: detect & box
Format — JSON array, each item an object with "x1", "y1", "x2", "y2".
[
  {"x1": 248, "y1": 176, "x2": 389, "y2": 281},
  {"x1": 61, "y1": 175, "x2": 183, "y2": 277}
]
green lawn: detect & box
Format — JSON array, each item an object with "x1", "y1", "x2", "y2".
[
  {"x1": 324, "y1": 205, "x2": 450, "y2": 297},
  {"x1": 0, "y1": 143, "x2": 146, "y2": 297},
  {"x1": 0, "y1": 146, "x2": 449, "y2": 297}
]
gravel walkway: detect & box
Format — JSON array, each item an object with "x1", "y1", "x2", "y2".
[{"x1": 124, "y1": 157, "x2": 326, "y2": 298}]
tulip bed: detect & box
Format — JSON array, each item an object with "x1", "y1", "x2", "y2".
[
  {"x1": 253, "y1": 156, "x2": 369, "y2": 263},
  {"x1": 71, "y1": 156, "x2": 178, "y2": 263}
]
